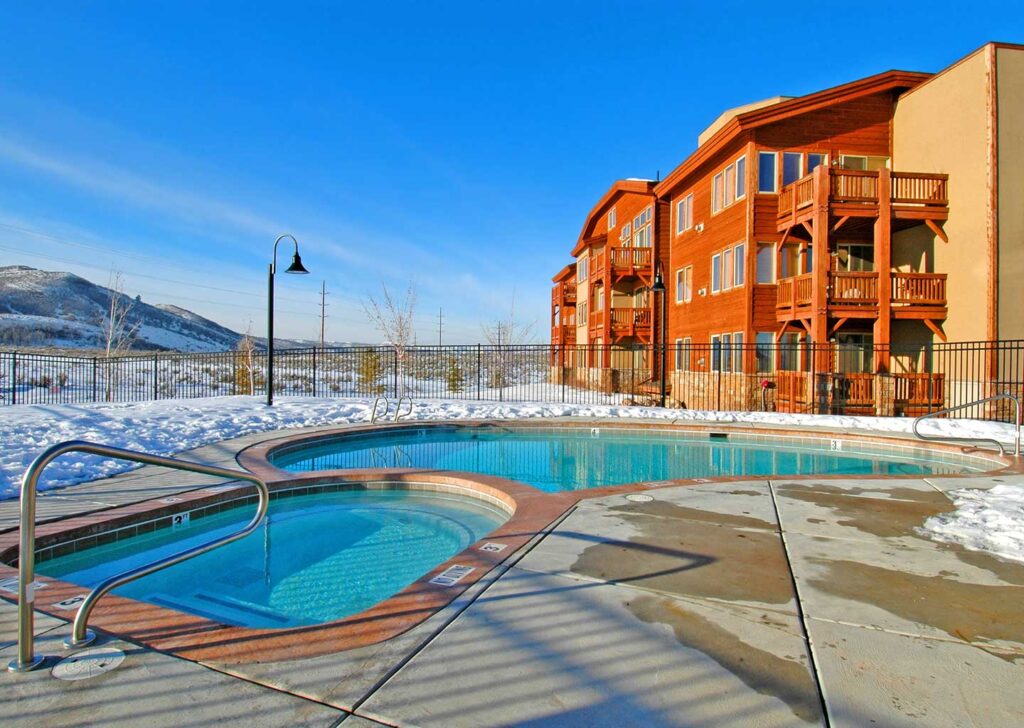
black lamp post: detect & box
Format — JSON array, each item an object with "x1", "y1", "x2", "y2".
[
  {"x1": 267, "y1": 234, "x2": 309, "y2": 406},
  {"x1": 650, "y1": 267, "x2": 667, "y2": 407}
]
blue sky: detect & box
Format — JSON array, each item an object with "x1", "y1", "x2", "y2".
[{"x1": 0, "y1": 2, "x2": 1020, "y2": 343}]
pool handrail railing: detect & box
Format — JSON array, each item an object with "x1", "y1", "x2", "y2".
[
  {"x1": 912, "y1": 392, "x2": 1020, "y2": 457},
  {"x1": 7, "y1": 440, "x2": 269, "y2": 673}
]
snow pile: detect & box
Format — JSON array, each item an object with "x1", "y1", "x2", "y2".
[
  {"x1": 0, "y1": 395, "x2": 1018, "y2": 500},
  {"x1": 922, "y1": 485, "x2": 1024, "y2": 564}
]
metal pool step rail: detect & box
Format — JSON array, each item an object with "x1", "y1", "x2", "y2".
[
  {"x1": 7, "y1": 440, "x2": 269, "y2": 673},
  {"x1": 912, "y1": 392, "x2": 1021, "y2": 456},
  {"x1": 370, "y1": 396, "x2": 414, "y2": 424}
]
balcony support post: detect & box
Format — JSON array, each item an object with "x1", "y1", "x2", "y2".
[
  {"x1": 874, "y1": 169, "x2": 893, "y2": 373},
  {"x1": 810, "y1": 165, "x2": 831, "y2": 382}
]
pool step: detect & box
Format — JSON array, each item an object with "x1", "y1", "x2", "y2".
[{"x1": 150, "y1": 591, "x2": 294, "y2": 627}]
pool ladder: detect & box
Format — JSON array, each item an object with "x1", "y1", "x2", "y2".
[
  {"x1": 7, "y1": 441, "x2": 270, "y2": 673},
  {"x1": 370, "y1": 396, "x2": 414, "y2": 424},
  {"x1": 912, "y1": 392, "x2": 1021, "y2": 456}
]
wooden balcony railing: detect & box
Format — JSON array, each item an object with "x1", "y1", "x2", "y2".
[
  {"x1": 891, "y1": 173, "x2": 948, "y2": 206},
  {"x1": 829, "y1": 271, "x2": 878, "y2": 305},
  {"x1": 589, "y1": 309, "x2": 606, "y2": 330},
  {"x1": 610, "y1": 307, "x2": 652, "y2": 333},
  {"x1": 776, "y1": 273, "x2": 814, "y2": 310},
  {"x1": 563, "y1": 282, "x2": 577, "y2": 304},
  {"x1": 891, "y1": 272, "x2": 946, "y2": 305},
  {"x1": 778, "y1": 169, "x2": 949, "y2": 221},
  {"x1": 608, "y1": 246, "x2": 653, "y2": 273}
]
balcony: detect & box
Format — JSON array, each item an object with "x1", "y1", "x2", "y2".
[
  {"x1": 610, "y1": 307, "x2": 652, "y2": 339},
  {"x1": 590, "y1": 246, "x2": 653, "y2": 285},
  {"x1": 776, "y1": 271, "x2": 947, "y2": 320},
  {"x1": 551, "y1": 323, "x2": 575, "y2": 345},
  {"x1": 551, "y1": 281, "x2": 578, "y2": 306},
  {"x1": 777, "y1": 169, "x2": 948, "y2": 231}
]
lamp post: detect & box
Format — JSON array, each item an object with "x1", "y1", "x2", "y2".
[
  {"x1": 650, "y1": 267, "x2": 667, "y2": 407},
  {"x1": 267, "y1": 234, "x2": 310, "y2": 406}
]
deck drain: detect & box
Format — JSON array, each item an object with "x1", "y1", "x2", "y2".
[
  {"x1": 52, "y1": 648, "x2": 125, "y2": 681},
  {"x1": 625, "y1": 494, "x2": 654, "y2": 503}
]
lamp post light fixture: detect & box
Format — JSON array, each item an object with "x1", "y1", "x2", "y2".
[
  {"x1": 267, "y1": 234, "x2": 310, "y2": 406},
  {"x1": 650, "y1": 267, "x2": 667, "y2": 407}
]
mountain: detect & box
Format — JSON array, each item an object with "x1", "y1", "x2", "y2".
[{"x1": 0, "y1": 266, "x2": 245, "y2": 352}]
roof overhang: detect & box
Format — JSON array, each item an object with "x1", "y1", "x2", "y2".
[{"x1": 571, "y1": 179, "x2": 656, "y2": 257}]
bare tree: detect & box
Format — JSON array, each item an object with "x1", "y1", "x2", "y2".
[
  {"x1": 103, "y1": 271, "x2": 140, "y2": 358},
  {"x1": 235, "y1": 322, "x2": 260, "y2": 395},
  {"x1": 101, "y1": 271, "x2": 141, "y2": 401},
  {"x1": 481, "y1": 292, "x2": 536, "y2": 390},
  {"x1": 362, "y1": 282, "x2": 417, "y2": 396}
]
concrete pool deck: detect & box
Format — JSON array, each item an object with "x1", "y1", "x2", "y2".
[{"x1": 3, "y1": 420, "x2": 1024, "y2": 726}]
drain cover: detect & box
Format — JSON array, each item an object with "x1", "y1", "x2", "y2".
[
  {"x1": 52, "y1": 648, "x2": 125, "y2": 681},
  {"x1": 625, "y1": 494, "x2": 654, "y2": 503}
]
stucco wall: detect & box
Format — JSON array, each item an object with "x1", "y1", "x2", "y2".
[
  {"x1": 998, "y1": 46, "x2": 1024, "y2": 339},
  {"x1": 893, "y1": 48, "x2": 991, "y2": 344}
]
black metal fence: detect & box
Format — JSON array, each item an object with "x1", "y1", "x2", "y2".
[{"x1": 1, "y1": 340, "x2": 1022, "y2": 422}]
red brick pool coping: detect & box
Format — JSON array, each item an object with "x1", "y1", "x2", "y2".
[{"x1": 0, "y1": 418, "x2": 1018, "y2": 664}]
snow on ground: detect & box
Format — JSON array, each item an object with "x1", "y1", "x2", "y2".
[
  {"x1": 922, "y1": 485, "x2": 1024, "y2": 564},
  {"x1": 0, "y1": 394, "x2": 1020, "y2": 500}
]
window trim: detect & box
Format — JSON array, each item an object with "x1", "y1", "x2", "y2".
[
  {"x1": 608, "y1": 207, "x2": 616, "y2": 229},
  {"x1": 711, "y1": 254, "x2": 722, "y2": 293},
  {"x1": 675, "y1": 193, "x2": 693, "y2": 235},
  {"x1": 734, "y1": 242, "x2": 746, "y2": 287},
  {"x1": 755, "y1": 243, "x2": 775, "y2": 284},
  {"x1": 674, "y1": 265, "x2": 693, "y2": 304},
  {"x1": 758, "y1": 151, "x2": 778, "y2": 194}
]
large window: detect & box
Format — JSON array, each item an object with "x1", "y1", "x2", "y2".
[
  {"x1": 782, "y1": 152, "x2": 803, "y2": 186},
  {"x1": 758, "y1": 151, "x2": 778, "y2": 193},
  {"x1": 836, "y1": 243, "x2": 874, "y2": 272},
  {"x1": 711, "y1": 243, "x2": 745, "y2": 293},
  {"x1": 578, "y1": 256, "x2": 589, "y2": 282},
  {"x1": 713, "y1": 155, "x2": 746, "y2": 213},
  {"x1": 675, "y1": 266, "x2": 692, "y2": 304},
  {"x1": 632, "y1": 207, "x2": 652, "y2": 247},
  {"x1": 756, "y1": 243, "x2": 774, "y2": 283},
  {"x1": 608, "y1": 207, "x2": 616, "y2": 229},
  {"x1": 755, "y1": 332, "x2": 774, "y2": 372},
  {"x1": 807, "y1": 153, "x2": 827, "y2": 175},
  {"x1": 675, "y1": 337, "x2": 691, "y2": 371},
  {"x1": 675, "y1": 194, "x2": 693, "y2": 234}
]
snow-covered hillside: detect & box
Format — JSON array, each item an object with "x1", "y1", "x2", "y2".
[{"x1": 0, "y1": 265, "x2": 244, "y2": 352}]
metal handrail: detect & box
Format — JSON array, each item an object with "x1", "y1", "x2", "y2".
[
  {"x1": 370, "y1": 396, "x2": 389, "y2": 424},
  {"x1": 912, "y1": 393, "x2": 1021, "y2": 457},
  {"x1": 394, "y1": 396, "x2": 413, "y2": 422},
  {"x1": 8, "y1": 440, "x2": 269, "y2": 673}
]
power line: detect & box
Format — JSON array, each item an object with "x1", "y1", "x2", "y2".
[{"x1": 319, "y1": 280, "x2": 328, "y2": 348}]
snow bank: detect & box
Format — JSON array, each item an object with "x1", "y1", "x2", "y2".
[
  {"x1": 0, "y1": 395, "x2": 1018, "y2": 500},
  {"x1": 922, "y1": 485, "x2": 1024, "y2": 564}
]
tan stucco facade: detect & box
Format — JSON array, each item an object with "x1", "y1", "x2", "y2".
[
  {"x1": 997, "y1": 46, "x2": 1024, "y2": 340},
  {"x1": 893, "y1": 47, "x2": 992, "y2": 344}
]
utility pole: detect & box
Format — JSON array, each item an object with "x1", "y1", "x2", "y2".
[
  {"x1": 318, "y1": 281, "x2": 328, "y2": 349},
  {"x1": 437, "y1": 307, "x2": 444, "y2": 347}
]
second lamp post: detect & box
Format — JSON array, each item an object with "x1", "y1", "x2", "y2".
[{"x1": 267, "y1": 234, "x2": 310, "y2": 406}]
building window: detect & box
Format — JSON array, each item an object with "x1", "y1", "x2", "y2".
[
  {"x1": 807, "y1": 153, "x2": 827, "y2": 175},
  {"x1": 836, "y1": 243, "x2": 875, "y2": 272},
  {"x1": 758, "y1": 151, "x2": 777, "y2": 193},
  {"x1": 734, "y1": 243, "x2": 745, "y2": 286},
  {"x1": 620, "y1": 221, "x2": 632, "y2": 243},
  {"x1": 713, "y1": 156, "x2": 746, "y2": 213},
  {"x1": 675, "y1": 337, "x2": 691, "y2": 371},
  {"x1": 596, "y1": 288, "x2": 604, "y2": 311},
  {"x1": 577, "y1": 301, "x2": 587, "y2": 326},
  {"x1": 732, "y1": 332, "x2": 743, "y2": 372},
  {"x1": 721, "y1": 333, "x2": 732, "y2": 372},
  {"x1": 608, "y1": 207, "x2": 616, "y2": 229},
  {"x1": 755, "y1": 332, "x2": 774, "y2": 372},
  {"x1": 711, "y1": 254, "x2": 722, "y2": 293},
  {"x1": 711, "y1": 243, "x2": 745, "y2": 293},
  {"x1": 723, "y1": 247, "x2": 734, "y2": 289},
  {"x1": 675, "y1": 194, "x2": 693, "y2": 234},
  {"x1": 756, "y1": 244, "x2": 775, "y2": 284},
  {"x1": 711, "y1": 334, "x2": 721, "y2": 371},
  {"x1": 675, "y1": 266, "x2": 692, "y2": 304},
  {"x1": 578, "y1": 256, "x2": 588, "y2": 282},
  {"x1": 782, "y1": 152, "x2": 803, "y2": 186},
  {"x1": 632, "y1": 207, "x2": 652, "y2": 247}
]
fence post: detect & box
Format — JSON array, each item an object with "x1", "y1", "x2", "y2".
[
  {"x1": 10, "y1": 352, "x2": 17, "y2": 406},
  {"x1": 392, "y1": 348, "x2": 399, "y2": 398},
  {"x1": 476, "y1": 344, "x2": 482, "y2": 400},
  {"x1": 153, "y1": 354, "x2": 159, "y2": 400},
  {"x1": 312, "y1": 348, "x2": 318, "y2": 397},
  {"x1": 92, "y1": 358, "x2": 98, "y2": 402}
]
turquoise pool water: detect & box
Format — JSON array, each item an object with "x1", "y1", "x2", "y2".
[
  {"x1": 38, "y1": 490, "x2": 507, "y2": 628},
  {"x1": 271, "y1": 426, "x2": 980, "y2": 491}
]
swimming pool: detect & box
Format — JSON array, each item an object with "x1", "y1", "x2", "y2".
[
  {"x1": 269, "y1": 425, "x2": 986, "y2": 491},
  {"x1": 37, "y1": 489, "x2": 508, "y2": 628}
]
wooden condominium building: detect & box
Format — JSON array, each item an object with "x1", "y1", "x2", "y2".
[{"x1": 549, "y1": 42, "x2": 1024, "y2": 413}]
